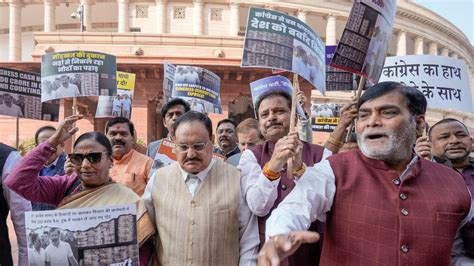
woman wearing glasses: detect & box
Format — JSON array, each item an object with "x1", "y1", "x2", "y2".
[{"x1": 5, "y1": 115, "x2": 155, "y2": 265}]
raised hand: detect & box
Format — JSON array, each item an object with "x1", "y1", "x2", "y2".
[
  {"x1": 48, "y1": 115, "x2": 83, "y2": 147},
  {"x1": 339, "y1": 100, "x2": 358, "y2": 128},
  {"x1": 258, "y1": 231, "x2": 320, "y2": 266},
  {"x1": 415, "y1": 136, "x2": 432, "y2": 159}
]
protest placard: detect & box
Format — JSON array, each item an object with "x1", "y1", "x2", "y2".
[
  {"x1": 163, "y1": 63, "x2": 175, "y2": 104},
  {"x1": 96, "y1": 71, "x2": 135, "y2": 118},
  {"x1": 170, "y1": 65, "x2": 222, "y2": 113},
  {"x1": 25, "y1": 204, "x2": 138, "y2": 266},
  {"x1": 379, "y1": 55, "x2": 472, "y2": 112},
  {"x1": 242, "y1": 7, "x2": 326, "y2": 95},
  {"x1": 0, "y1": 67, "x2": 59, "y2": 121},
  {"x1": 249, "y1": 76, "x2": 306, "y2": 118},
  {"x1": 311, "y1": 102, "x2": 344, "y2": 132},
  {"x1": 325, "y1": 45, "x2": 356, "y2": 91},
  {"x1": 331, "y1": 0, "x2": 396, "y2": 83},
  {"x1": 41, "y1": 51, "x2": 117, "y2": 101}
]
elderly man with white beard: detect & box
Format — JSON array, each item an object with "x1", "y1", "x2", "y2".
[{"x1": 257, "y1": 81, "x2": 473, "y2": 266}]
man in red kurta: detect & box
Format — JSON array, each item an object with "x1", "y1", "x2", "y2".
[{"x1": 258, "y1": 82, "x2": 472, "y2": 265}]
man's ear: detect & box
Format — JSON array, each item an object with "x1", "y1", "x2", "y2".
[{"x1": 415, "y1": 115, "x2": 425, "y2": 137}]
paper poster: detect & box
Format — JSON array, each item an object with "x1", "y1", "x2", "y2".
[
  {"x1": 170, "y1": 65, "x2": 222, "y2": 114},
  {"x1": 249, "y1": 76, "x2": 306, "y2": 118},
  {"x1": 311, "y1": 102, "x2": 344, "y2": 132},
  {"x1": 242, "y1": 7, "x2": 326, "y2": 95},
  {"x1": 330, "y1": 0, "x2": 397, "y2": 83},
  {"x1": 163, "y1": 63, "x2": 175, "y2": 104},
  {"x1": 25, "y1": 204, "x2": 138, "y2": 266},
  {"x1": 41, "y1": 51, "x2": 117, "y2": 101},
  {"x1": 96, "y1": 71, "x2": 135, "y2": 119},
  {"x1": 379, "y1": 55, "x2": 472, "y2": 112},
  {"x1": 0, "y1": 67, "x2": 59, "y2": 121},
  {"x1": 325, "y1": 45, "x2": 356, "y2": 91}
]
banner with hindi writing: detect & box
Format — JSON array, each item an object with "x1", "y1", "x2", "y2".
[
  {"x1": 163, "y1": 63, "x2": 175, "y2": 104},
  {"x1": 242, "y1": 7, "x2": 326, "y2": 95},
  {"x1": 331, "y1": 0, "x2": 397, "y2": 83},
  {"x1": 25, "y1": 204, "x2": 138, "y2": 265},
  {"x1": 170, "y1": 65, "x2": 222, "y2": 114},
  {"x1": 41, "y1": 51, "x2": 117, "y2": 101},
  {"x1": 379, "y1": 55, "x2": 472, "y2": 113},
  {"x1": 311, "y1": 102, "x2": 344, "y2": 132},
  {"x1": 0, "y1": 67, "x2": 59, "y2": 121}
]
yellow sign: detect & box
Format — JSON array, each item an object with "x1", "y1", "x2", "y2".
[
  {"x1": 315, "y1": 117, "x2": 339, "y2": 125},
  {"x1": 116, "y1": 71, "x2": 136, "y2": 91}
]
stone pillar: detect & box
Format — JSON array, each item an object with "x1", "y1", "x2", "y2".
[
  {"x1": 396, "y1": 30, "x2": 407, "y2": 56},
  {"x1": 441, "y1": 47, "x2": 449, "y2": 57},
  {"x1": 8, "y1": 0, "x2": 22, "y2": 61},
  {"x1": 81, "y1": 0, "x2": 93, "y2": 31},
  {"x1": 44, "y1": 0, "x2": 56, "y2": 32},
  {"x1": 414, "y1": 36, "x2": 424, "y2": 55},
  {"x1": 118, "y1": 0, "x2": 129, "y2": 32},
  {"x1": 156, "y1": 0, "x2": 167, "y2": 34},
  {"x1": 297, "y1": 10, "x2": 307, "y2": 23},
  {"x1": 428, "y1": 42, "x2": 438, "y2": 55},
  {"x1": 451, "y1": 52, "x2": 458, "y2": 59},
  {"x1": 325, "y1": 13, "x2": 337, "y2": 45},
  {"x1": 229, "y1": 3, "x2": 239, "y2": 36},
  {"x1": 193, "y1": 0, "x2": 203, "y2": 35}
]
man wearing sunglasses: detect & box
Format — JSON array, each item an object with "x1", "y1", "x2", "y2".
[
  {"x1": 105, "y1": 117, "x2": 152, "y2": 196},
  {"x1": 143, "y1": 111, "x2": 259, "y2": 265}
]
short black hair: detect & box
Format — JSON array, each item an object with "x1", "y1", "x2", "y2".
[
  {"x1": 161, "y1": 98, "x2": 191, "y2": 119},
  {"x1": 35, "y1": 125, "x2": 56, "y2": 145},
  {"x1": 255, "y1": 90, "x2": 292, "y2": 119},
  {"x1": 172, "y1": 111, "x2": 213, "y2": 139},
  {"x1": 74, "y1": 131, "x2": 112, "y2": 155},
  {"x1": 217, "y1": 119, "x2": 237, "y2": 131},
  {"x1": 357, "y1": 81, "x2": 427, "y2": 116},
  {"x1": 105, "y1": 117, "x2": 135, "y2": 136},
  {"x1": 428, "y1": 118, "x2": 469, "y2": 139}
]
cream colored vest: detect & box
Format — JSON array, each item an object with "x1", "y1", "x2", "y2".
[{"x1": 152, "y1": 159, "x2": 240, "y2": 266}]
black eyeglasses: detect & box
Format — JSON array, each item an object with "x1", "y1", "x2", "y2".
[{"x1": 68, "y1": 152, "x2": 108, "y2": 165}]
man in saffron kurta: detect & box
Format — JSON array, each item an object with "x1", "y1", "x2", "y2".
[
  {"x1": 106, "y1": 117, "x2": 152, "y2": 196},
  {"x1": 143, "y1": 111, "x2": 259, "y2": 266},
  {"x1": 259, "y1": 82, "x2": 472, "y2": 265}
]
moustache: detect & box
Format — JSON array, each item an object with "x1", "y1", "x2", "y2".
[
  {"x1": 112, "y1": 140, "x2": 126, "y2": 146},
  {"x1": 266, "y1": 121, "x2": 283, "y2": 129},
  {"x1": 446, "y1": 145, "x2": 466, "y2": 151}
]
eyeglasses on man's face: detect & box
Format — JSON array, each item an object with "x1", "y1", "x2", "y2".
[
  {"x1": 68, "y1": 152, "x2": 108, "y2": 165},
  {"x1": 175, "y1": 141, "x2": 210, "y2": 153}
]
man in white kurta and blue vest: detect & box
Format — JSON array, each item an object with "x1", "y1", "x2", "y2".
[{"x1": 143, "y1": 111, "x2": 259, "y2": 266}]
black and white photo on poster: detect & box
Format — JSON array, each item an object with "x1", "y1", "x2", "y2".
[
  {"x1": 41, "y1": 51, "x2": 117, "y2": 101},
  {"x1": 0, "y1": 67, "x2": 59, "y2": 121},
  {"x1": 25, "y1": 204, "x2": 138, "y2": 266},
  {"x1": 311, "y1": 102, "x2": 344, "y2": 132}
]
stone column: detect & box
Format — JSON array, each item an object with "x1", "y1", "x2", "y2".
[
  {"x1": 81, "y1": 0, "x2": 93, "y2": 31},
  {"x1": 325, "y1": 13, "x2": 337, "y2": 45},
  {"x1": 396, "y1": 30, "x2": 407, "y2": 56},
  {"x1": 156, "y1": 0, "x2": 167, "y2": 34},
  {"x1": 8, "y1": 0, "x2": 22, "y2": 61},
  {"x1": 297, "y1": 10, "x2": 307, "y2": 23},
  {"x1": 451, "y1": 52, "x2": 458, "y2": 59},
  {"x1": 428, "y1": 42, "x2": 438, "y2": 55},
  {"x1": 193, "y1": 0, "x2": 203, "y2": 35},
  {"x1": 44, "y1": 0, "x2": 56, "y2": 32},
  {"x1": 441, "y1": 47, "x2": 449, "y2": 56},
  {"x1": 414, "y1": 36, "x2": 424, "y2": 55},
  {"x1": 118, "y1": 0, "x2": 129, "y2": 32},
  {"x1": 229, "y1": 3, "x2": 239, "y2": 36}
]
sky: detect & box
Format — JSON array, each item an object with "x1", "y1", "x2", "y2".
[{"x1": 414, "y1": 0, "x2": 474, "y2": 45}]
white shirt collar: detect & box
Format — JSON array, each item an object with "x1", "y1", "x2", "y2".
[
  {"x1": 179, "y1": 158, "x2": 215, "y2": 183},
  {"x1": 400, "y1": 156, "x2": 419, "y2": 182}
]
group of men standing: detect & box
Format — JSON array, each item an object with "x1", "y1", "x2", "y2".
[{"x1": 1, "y1": 81, "x2": 473, "y2": 265}]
